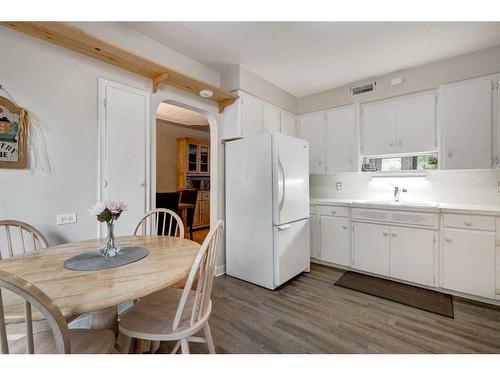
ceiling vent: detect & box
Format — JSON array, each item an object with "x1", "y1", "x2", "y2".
[{"x1": 351, "y1": 82, "x2": 376, "y2": 97}]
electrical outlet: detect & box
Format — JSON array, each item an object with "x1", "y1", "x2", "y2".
[
  {"x1": 336, "y1": 182, "x2": 343, "y2": 191},
  {"x1": 56, "y1": 213, "x2": 77, "y2": 225}
]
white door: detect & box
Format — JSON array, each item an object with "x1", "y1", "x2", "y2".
[
  {"x1": 442, "y1": 228, "x2": 496, "y2": 299},
  {"x1": 99, "y1": 79, "x2": 149, "y2": 236},
  {"x1": 396, "y1": 91, "x2": 437, "y2": 154},
  {"x1": 325, "y1": 105, "x2": 357, "y2": 173},
  {"x1": 273, "y1": 134, "x2": 310, "y2": 225},
  {"x1": 280, "y1": 111, "x2": 297, "y2": 137},
  {"x1": 320, "y1": 216, "x2": 350, "y2": 266},
  {"x1": 441, "y1": 78, "x2": 492, "y2": 169},
  {"x1": 274, "y1": 219, "x2": 310, "y2": 287},
  {"x1": 310, "y1": 213, "x2": 320, "y2": 259},
  {"x1": 390, "y1": 227, "x2": 435, "y2": 286},
  {"x1": 263, "y1": 103, "x2": 281, "y2": 134},
  {"x1": 353, "y1": 222, "x2": 390, "y2": 276},
  {"x1": 241, "y1": 91, "x2": 263, "y2": 137},
  {"x1": 362, "y1": 100, "x2": 396, "y2": 156},
  {"x1": 298, "y1": 112, "x2": 325, "y2": 174}
]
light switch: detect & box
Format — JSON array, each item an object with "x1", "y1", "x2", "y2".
[{"x1": 56, "y1": 213, "x2": 77, "y2": 225}]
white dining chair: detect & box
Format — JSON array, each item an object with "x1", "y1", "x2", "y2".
[
  {"x1": 0, "y1": 269, "x2": 115, "y2": 354},
  {"x1": 119, "y1": 220, "x2": 224, "y2": 354},
  {"x1": 0, "y1": 220, "x2": 49, "y2": 259},
  {"x1": 133, "y1": 209, "x2": 184, "y2": 239}
]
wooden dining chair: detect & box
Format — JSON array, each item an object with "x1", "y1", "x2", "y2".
[
  {"x1": 0, "y1": 220, "x2": 49, "y2": 259},
  {"x1": 119, "y1": 220, "x2": 224, "y2": 354},
  {"x1": 133, "y1": 209, "x2": 184, "y2": 238},
  {"x1": 0, "y1": 269, "x2": 115, "y2": 354}
]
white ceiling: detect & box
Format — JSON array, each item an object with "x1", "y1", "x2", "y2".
[
  {"x1": 157, "y1": 103, "x2": 209, "y2": 126},
  {"x1": 125, "y1": 22, "x2": 500, "y2": 98}
]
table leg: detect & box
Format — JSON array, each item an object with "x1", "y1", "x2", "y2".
[{"x1": 88, "y1": 306, "x2": 118, "y2": 332}]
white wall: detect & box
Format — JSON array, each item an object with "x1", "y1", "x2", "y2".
[
  {"x1": 0, "y1": 24, "x2": 224, "y2": 273},
  {"x1": 156, "y1": 121, "x2": 209, "y2": 192},
  {"x1": 310, "y1": 169, "x2": 500, "y2": 205},
  {"x1": 221, "y1": 65, "x2": 297, "y2": 113},
  {"x1": 298, "y1": 44, "x2": 500, "y2": 114}
]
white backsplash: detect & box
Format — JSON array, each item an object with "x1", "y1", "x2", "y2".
[{"x1": 310, "y1": 169, "x2": 500, "y2": 205}]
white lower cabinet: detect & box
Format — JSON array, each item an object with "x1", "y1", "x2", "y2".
[
  {"x1": 442, "y1": 228, "x2": 496, "y2": 299},
  {"x1": 390, "y1": 227, "x2": 435, "y2": 286},
  {"x1": 320, "y1": 216, "x2": 350, "y2": 266},
  {"x1": 353, "y1": 222, "x2": 390, "y2": 276},
  {"x1": 309, "y1": 214, "x2": 320, "y2": 259}
]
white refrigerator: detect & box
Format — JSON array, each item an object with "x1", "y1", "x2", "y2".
[{"x1": 225, "y1": 133, "x2": 310, "y2": 290}]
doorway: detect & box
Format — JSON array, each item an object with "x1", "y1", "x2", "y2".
[{"x1": 155, "y1": 102, "x2": 211, "y2": 244}]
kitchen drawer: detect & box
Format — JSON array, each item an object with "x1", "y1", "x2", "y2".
[
  {"x1": 319, "y1": 205, "x2": 349, "y2": 218},
  {"x1": 199, "y1": 190, "x2": 210, "y2": 201},
  {"x1": 443, "y1": 214, "x2": 495, "y2": 231},
  {"x1": 353, "y1": 208, "x2": 437, "y2": 227}
]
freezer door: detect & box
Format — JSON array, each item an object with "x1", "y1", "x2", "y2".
[
  {"x1": 273, "y1": 134, "x2": 310, "y2": 225},
  {"x1": 274, "y1": 219, "x2": 310, "y2": 288}
]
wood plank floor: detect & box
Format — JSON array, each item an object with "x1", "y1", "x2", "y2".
[{"x1": 186, "y1": 263, "x2": 500, "y2": 354}]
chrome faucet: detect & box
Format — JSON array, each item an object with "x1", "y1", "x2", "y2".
[{"x1": 393, "y1": 185, "x2": 407, "y2": 202}]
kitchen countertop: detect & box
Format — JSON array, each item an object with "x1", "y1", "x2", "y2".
[{"x1": 310, "y1": 198, "x2": 500, "y2": 216}]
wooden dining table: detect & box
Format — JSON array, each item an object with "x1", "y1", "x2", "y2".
[{"x1": 0, "y1": 235, "x2": 200, "y2": 329}]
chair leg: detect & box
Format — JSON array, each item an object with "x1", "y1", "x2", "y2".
[
  {"x1": 119, "y1": 334, "x2": 132, "y2": 354},
  {"x1": 203, "y1": 323, "x2": 216, "y2": 354},
  {"x1": 170, "y1": 340, "x2": 181, "y2": 354},
  {"x1": 190, "y1": 226, "x2": 193, "y2": 240},
  {"x1": 150, "y1": 340, "x2": 160, "y2": 354},
  {"x1": 180, "y1": 339, "x2": 190, "y2": 354}
]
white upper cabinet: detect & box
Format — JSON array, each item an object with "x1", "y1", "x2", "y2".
[
  {"x1": 396, "y1": 91, "x2": 437, "y2": 154},
  {"x1": 262, "y1": 103, "x2": 281, "y2": 134},
  {"x1": 362, "y1": 100, "x2": 396, "y2": 156},
  {"x1": 298, "y1": 112, "x2": 325, "y2": 174},
  {"x1": 240, "y1": 91, "x2": 263, "y2": 137},
  {"x1": 440, "y1": 77, "x2": 493, "y2": 170},
  {"x1": 361, "y1": 91, "x2": 437, "y2": 156},
  {"x1": 280, "y1": 111, "x2": 297, "y2": 137},
  {"x1": 325, "y1": 105, "x2": 357, "y2": 173}
]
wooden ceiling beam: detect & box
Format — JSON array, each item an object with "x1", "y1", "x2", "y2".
[{"x1": 1, "y1": 22, "x2": 238, "y2": 111}]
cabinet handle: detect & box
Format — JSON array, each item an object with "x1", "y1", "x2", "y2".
[
  {"x1": 389, "y1": 143, "x2": 395, "y2": 147},
  {"x1": 445, "y1": 238, "x2": 452, "y2": 242},
  {"x1": 398, "y1": 141, "x2": 402, "y2": 146},
  {"x1": 391, "y1": 232, "x2": 397, "y2": 237},
  {"x1": 342, "y1": 225, "x2": 347, "y2": 230},
  {"x1": 331, "y1": 210, "x2": 337, "y2": 215},
  {"x1": 464, "y1": 221, "x2": 472, "y2": 227},
  {"x1": 382, "y1": 232, "x2": 389, "y2": 236}
]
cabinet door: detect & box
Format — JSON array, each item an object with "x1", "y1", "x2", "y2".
[
  {"x1": 263, "y1": 103, "x2": 281, "y2": 134},
  {"x1": 241, "y1": 92, "x2": 263, "y2": 137},
  {"x1": 390, "y1": 227, "x2": 435, "y2": 286},
  {"x1": 441, "y1": 78, "x2": 492, "y2": 169},
  {"x1": 309, "y1": 214, "x2": 320, "y2": 259},
  {"x1": 396, "y1": 91, "x2": 436, "y2": 154},
  {"x1": 298, "y1": 112, "x2": 325, "y2": 174},
  {"x1": 320, "y1": 216, "x2": 350, "y2": 266},
  {"x1": 188, "y1": 143, "x2": 198, "y2": 173},
  {"x1": 442, "y1": 228, "x2": 495, "y2": 299},
  {"x1": 326, "y1": 105, "x2": 357, "y2": 173},
  {"x1": 353, "y1": 222, "x2": 390, "y2": 276},
  {"x1": 199, "y1": 144, "x2": 209, "y2": 174},
  {"x1": 201, "y1": 199, "x2": 210, "y2": 226},
  {"x1": 362, "y1": 101, "x2": 396, "y2": 156},
  {"x1": 281, "y1": 111, "x2": 297, "y2": 137}
]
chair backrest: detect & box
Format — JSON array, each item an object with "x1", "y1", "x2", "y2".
[
  {"x1": 156, "y1": 192, "x2": 180, "y2": 213},
  {"x1": 173, "y1": 220, "x2": 224, "y2": 331},
  {"x1": 0, "y1": 220, "x2": 49, "y2": 260},
  {"x1": 180, "y1": 190, "x2": 198, "y2": 228},
  {"x1": 0, "y1": 270, "x2": 70, "y2": 354},
  {"x1": 133, "y1": 208, "x2": 185, "y2": 238}
]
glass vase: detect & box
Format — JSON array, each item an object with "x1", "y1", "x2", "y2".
[{"x1": 100, "y1": 221, "x2": 120, "y2": 258}]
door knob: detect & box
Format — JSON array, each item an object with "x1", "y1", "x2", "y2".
[
  {"x1": 342, "y1": 225, "x2": 347, "y2": 230},
  {"x1": 139, "y1": 180, "x2": 146, "y2": 187}
]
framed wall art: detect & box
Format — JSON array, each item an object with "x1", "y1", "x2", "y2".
[{"x1": 0, "y1": 96, "x2": 28, "y2": 169}]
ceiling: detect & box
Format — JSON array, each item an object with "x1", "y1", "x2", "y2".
[
  {"x1": 157, "y1": 103, "x2": 209, "y2": 126},
  {"x1": 124, "y1": 22, "x2": 500, "y2": 98}
]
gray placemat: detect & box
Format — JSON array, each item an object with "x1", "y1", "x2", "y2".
[{"x1": 64, "y1": 246, "x2": 149, "y2": 271}]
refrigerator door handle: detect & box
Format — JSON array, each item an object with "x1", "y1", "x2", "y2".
[
  {"x1": 277, "y1": 224, "x2": 291, "y2": 230},
  {"x1": 278, "y1": 158, "x2": 286, "y2": 212}
]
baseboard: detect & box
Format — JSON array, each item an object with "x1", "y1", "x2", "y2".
[{"x1": 215, "y1": 264, "x2": 226, "y2": 277}]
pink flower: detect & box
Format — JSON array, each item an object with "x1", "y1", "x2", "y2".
[{"x1": 106, "y1": 200, "x2": 122, "y2": 214}]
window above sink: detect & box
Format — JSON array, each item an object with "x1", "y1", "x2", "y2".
[{"x1": 365, "y1": 153, "x2": 438, "y2": 172}]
